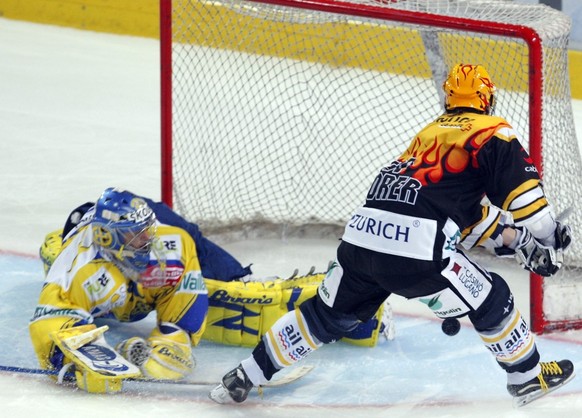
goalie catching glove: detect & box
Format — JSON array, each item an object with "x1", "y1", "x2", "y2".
[
  {"x1": 496, "y1": 222, "x2": 572, "y2": 277},
  {"x1": 116, "y1": 322, "x2": 195, "y2": 380}
]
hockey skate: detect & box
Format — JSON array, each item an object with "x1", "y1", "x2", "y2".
[
  {"x1": 508, "y1": 360, "x2": 575, "y2": 407},
  {"x1": 209, "y1": 364, "x2": 254, "y2": 404}
]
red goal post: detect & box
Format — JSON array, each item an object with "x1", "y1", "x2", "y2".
[{"x1": 160, "y1": 0, "x2": 582, "y2": 334}]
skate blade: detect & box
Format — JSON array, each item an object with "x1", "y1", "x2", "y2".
[{"x1": 513, "y1": 372, "x2": 576, "y2": 407}]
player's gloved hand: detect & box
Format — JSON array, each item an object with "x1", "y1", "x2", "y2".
[
  {"x1": 116, "y1": 322, "x2": 195, "y2": 381},
  {"x1": 514, "y1": 227, "x2": 564, "y2": 277}
]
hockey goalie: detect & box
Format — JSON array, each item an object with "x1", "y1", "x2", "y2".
[{"x1": 30, "y1": 188, "x2": 394, "y2": 393}]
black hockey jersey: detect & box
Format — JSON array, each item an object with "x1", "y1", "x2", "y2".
[{"x1": 342, "y1": 111, "x2": 549, "y2": 262}]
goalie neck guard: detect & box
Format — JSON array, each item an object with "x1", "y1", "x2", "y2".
[
  {"x1": 92, "y1": 188, "x2": 156, "y2": 275},
  {"x1": 443, "y1": 63, "x2": 496, "y2": 115}
]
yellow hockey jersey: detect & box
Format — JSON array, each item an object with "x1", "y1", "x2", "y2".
[{"x1": 29, "y1": 222, "x2": 208, "y2": 371}]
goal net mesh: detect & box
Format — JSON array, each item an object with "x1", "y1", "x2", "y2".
[{"x1": 163, "y1": 0, "x2": 582, "y2": 330}]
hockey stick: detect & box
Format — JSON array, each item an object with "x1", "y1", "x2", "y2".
[
  {"x1": 557, "y1": 206, "x2": 573, "y2": 222},
  {"x1": 135, "y1": 365, "x2": 314, "y2": 387},
  {"x1": 0, "y1": 363, "x2": 314, "y2": 388}
]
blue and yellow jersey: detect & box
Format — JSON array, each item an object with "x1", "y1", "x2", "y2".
[
  {"x1": 29, "y1": 222, "x2": 209, "y2": 371},
  {"x1": 31, "y1": 198, "x2": 392, "y2": 373},
  {"x1": 113, "y1": 224, "x2": 209, "y2": 344}
]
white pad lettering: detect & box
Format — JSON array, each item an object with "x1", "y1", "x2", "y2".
[
  {"x1": 478, "y1": 309, "x2": 536, "y2": 367},
  {"x1": 441, "y1": 252, "x2": 492, "y2": 310},
  {"x1": 264, "y1": 310, "x2": 322, "y2": 368}
]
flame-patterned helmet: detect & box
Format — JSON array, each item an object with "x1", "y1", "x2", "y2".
[{"x1": 443, "y1": 63, "x2": 496, "y2": 115}]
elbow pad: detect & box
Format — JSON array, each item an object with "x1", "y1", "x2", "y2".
[{"x1": 520, "y1": 211, "x2": 556, "y2": 246}]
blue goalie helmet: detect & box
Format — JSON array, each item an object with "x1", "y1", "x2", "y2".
[{"x1": 92, "y1": 188, "x2": 156, "y2": 274}]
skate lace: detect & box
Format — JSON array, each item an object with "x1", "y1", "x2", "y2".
[{"x1": 538, "y1": 361, "x2": 563, "y2": 391}]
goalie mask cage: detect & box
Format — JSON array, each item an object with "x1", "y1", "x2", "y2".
[{"x1": 160, "y1": 0, "x2": 582, "y2": 334}]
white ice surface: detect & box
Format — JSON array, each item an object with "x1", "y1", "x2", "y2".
[{"x1": 1, "y1": 18, "x2": 582, "y2": 418}]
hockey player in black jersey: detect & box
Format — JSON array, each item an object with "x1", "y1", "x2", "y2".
[{"x1": 209, "y1": 63, "x2": 575, "y2": 407}]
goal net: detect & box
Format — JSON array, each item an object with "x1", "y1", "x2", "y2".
[{"x1": 160, "y1": 0, "x2": 582, "y2": 333}]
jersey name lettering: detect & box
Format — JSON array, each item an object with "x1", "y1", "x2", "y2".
[
  {"x1": 435, "y1": 114, "x2": 475, "y2": 129},
  {"x1": 367, "y1": 159, "x2": 421, "y2": 204}
]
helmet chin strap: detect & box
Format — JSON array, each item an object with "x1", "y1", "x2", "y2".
[{"x1": 116, "y1": 244, "x2": 126, "y2": 260}]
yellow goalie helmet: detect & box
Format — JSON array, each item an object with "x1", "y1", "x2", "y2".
[{"x1": 443, "y1": 63, "x2": 496, "y2": 115}]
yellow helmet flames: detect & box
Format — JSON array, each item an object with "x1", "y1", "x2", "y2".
[{"x1": 443, "y1": 64, "x2": 496, "y2": 114}]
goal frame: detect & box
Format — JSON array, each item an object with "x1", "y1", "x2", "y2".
[{"x1": 159, "y1": 0, "x2": 572, "y2": 334}]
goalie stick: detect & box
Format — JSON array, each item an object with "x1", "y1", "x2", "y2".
[{"x1": 0, "y1": 363, "x2": 314, "y2": 388}]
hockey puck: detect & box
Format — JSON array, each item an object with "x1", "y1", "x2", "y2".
[{"x1": 441, "y1": 318, "x2": 460, "y2": 336}]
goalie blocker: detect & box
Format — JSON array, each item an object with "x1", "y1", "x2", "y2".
[
  {"x1": 50, "y1": 325, "x2": 141, "y2": 393},
  {"x1": 50, "y1": 323, "x2": 197, "y2": 393}
]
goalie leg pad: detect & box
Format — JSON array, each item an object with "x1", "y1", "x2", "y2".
[
  {"x1": 204, "y1": 273, "x2": 388, "y2": 348},
  {"x1": 342, "y1": 300, "x2": 396, "y2": 345}
]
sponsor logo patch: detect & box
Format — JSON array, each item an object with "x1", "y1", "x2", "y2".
[{"x1": 178, "y1": 271, "x2": 207, "y2": 294}]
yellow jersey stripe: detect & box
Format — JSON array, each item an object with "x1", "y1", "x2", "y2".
[
  {"x1": 480, "y1": 309, "x2": 520, "y2": 344},
  {"x1": 294, "y1": 310, "x2": 320, "y2": 350}
]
